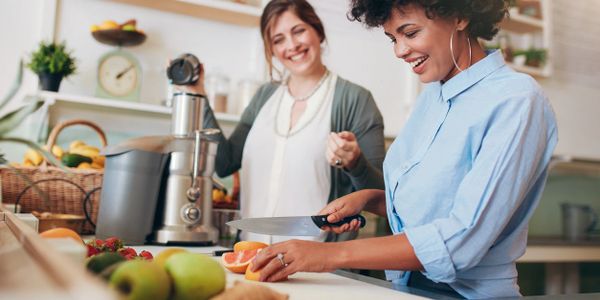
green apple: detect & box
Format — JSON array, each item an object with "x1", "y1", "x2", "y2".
[
  {"x1": 109, "y1": 260, "x2": 171, "y2": 300},
  {"x1": 165, "y1": 253, "x2": 226, "y2": 300},
  {"x1": 121, "y1": 24, "x2": 136, "y2": 31}
]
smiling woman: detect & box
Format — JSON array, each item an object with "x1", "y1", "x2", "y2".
[
  {"x1": 251, "y1": 1, "x2": 559, "y2": 299},
  {"x1": 175, "y1": 0, "x2": 386, "y2": 245}
]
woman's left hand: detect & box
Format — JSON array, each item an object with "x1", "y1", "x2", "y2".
[
  {"x1": 326, "y1": 131, "x2": 361, "y2": 170},
  {"x1": 251, "y1": 240, "x2": 336, "y2": 282}
]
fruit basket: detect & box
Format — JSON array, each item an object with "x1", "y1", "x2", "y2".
[{"x1": 0, "y1": 119, "x2": 107, "y2": 234}]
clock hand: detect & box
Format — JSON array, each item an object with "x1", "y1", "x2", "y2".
[{"x1": 116, "y1": 64, "x2": 134, "y2": 79}]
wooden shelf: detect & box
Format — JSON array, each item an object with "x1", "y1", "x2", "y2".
[
  {"x1": 506, "y1": 62, "x2": 550, "y2": 77},
  {"x1": 501, "y1": 12, "x2": 544, "y2": 33},
  {"x1": 37, "y1": 91, "x2": 241, "y2": 123},
  {"x1": 108, "y1": 0, "x2": 261, "y2": 27}
]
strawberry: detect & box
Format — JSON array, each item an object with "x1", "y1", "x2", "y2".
[
  {"x1": 118, "y1": 247, "x2": 137, "y2": 258},
  {"x1": 139, "y1": 250, "x2": 153, "y2": 260},
  {"x1": 104, "y1": 237, "x2": 123, "y2": 252},
  {"x1": 95, "y1": 239, "x2": 105, "y2": 250},
  {"x1": 86, "y1": 244, "x2": 100, "y2": 257}
]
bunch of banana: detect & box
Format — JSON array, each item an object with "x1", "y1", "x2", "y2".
[
  {"x1": 23, "y1": 145, "x2": 64, "y2": 167},
  {"x1": 62, "y1": 140, "x2": 105, "y2": 170}
]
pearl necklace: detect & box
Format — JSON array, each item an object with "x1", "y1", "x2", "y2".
[
  {"x1": 273, "y1": 71, "x2": 333, "y2": 138},
  {"x1": 285, "y1": 69, "x2": 330, "y2": 102}
]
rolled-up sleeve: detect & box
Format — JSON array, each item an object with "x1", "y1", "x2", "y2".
[{"x1": 404, "y1": 92, "x2": 557, "y2": 282}]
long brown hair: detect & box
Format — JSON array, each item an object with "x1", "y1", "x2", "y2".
[{"x1": 260, "y1": 0, "x2": 326, "y2": 81}]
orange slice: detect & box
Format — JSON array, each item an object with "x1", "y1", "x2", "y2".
[
  {"x1": 222, "y1": 249, "x2": 258, "y2": 274},
  {"x1": 40, "y1": 228, "x2": 83, "y2": 244},
  {"x1": 233, "y1": 241, "x2": 268, "y2": 252}
]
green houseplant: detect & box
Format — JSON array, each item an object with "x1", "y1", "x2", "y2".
[{"x1": 27, "y1": 41, "x2": 77, "y2": 92}]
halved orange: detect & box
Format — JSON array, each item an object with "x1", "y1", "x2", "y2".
[
  {"x1": 222, "y1": 249, "x2": 259, "y2": 274},
  {"x1": 233, "y1": 241, "x2": 268, "y2": 252}
]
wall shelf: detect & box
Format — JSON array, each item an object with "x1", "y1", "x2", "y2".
[
  {"x1": 108, "y1": 0, "x2": 262, "y2": 27},
  {"x1": 37, "y1": 91, "x2": 241, "y2": 123},
  {"x1": 501, "y1": 12, "x2": 544, "y2": 33},
  {"x1": 507, "y1": 62, "x2": 550, "y2": 78}
]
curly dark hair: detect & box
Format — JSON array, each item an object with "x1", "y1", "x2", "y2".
[{"x1": 348, "y1": 0, "x2": 509, "y2": 40}]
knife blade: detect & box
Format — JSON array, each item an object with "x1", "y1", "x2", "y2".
[{"x1": 226, "y1": 214, "x2": 366, "y2": 236}]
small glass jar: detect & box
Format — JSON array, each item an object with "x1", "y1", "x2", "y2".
[{"x1": 206, "y1": 74, "x2": 230, "y2": 113}]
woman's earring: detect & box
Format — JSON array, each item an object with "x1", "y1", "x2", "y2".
[{"x1": 450, "y1": 30, "x2": 472, "y2": 72}]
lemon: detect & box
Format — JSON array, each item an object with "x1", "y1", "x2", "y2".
[{"x1": 154, "y1": 248, "x2": 187, "y2": 267}]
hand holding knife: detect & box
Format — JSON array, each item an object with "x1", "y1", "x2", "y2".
[{"x1": 226, "y1": 214, "x2": 366, "y2": 236}]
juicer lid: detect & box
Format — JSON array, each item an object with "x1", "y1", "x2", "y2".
[{"x1": 101, "y1": 135, "x2": 193, "y2": 156}]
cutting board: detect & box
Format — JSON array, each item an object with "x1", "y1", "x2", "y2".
[{"x1": 223, "y1": 271, "x2": 427, "y2": 299}]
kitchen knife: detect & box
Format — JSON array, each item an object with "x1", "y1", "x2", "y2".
[{"x1": 226, "y1": 214, "x2": 366, "y2": 236}]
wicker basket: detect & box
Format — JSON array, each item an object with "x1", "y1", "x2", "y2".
[{"x1": 0, "y1": 119, "x2": 107, "y2": 234}]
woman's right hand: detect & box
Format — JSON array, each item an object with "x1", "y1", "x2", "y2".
[{"x1": 318, "y1": 191, "x2": 369, "y2": 234}]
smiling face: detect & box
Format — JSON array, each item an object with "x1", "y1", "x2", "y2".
[
  {"x1": 268, "y1": 10, "x2": 324, "y2": 77},
  {"x1": 383, "y1": 5, "x2": 469, "y2": 83}
]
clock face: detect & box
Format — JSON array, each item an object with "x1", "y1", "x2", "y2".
[{"x1": 98, "y1": 54, "x2": 139, "y2": 97}]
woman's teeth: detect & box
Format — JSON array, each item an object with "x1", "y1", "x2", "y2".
[
  {"x1": 410, "y1": 56, "x2": 428, "y2": 68},
  {"x1": 290, "y1": 52, "x2": 305, "y2": 61}
]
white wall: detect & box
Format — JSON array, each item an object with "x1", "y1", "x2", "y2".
[
  {"x1": 0, "y1": 0, "x2": 47, "y2": 106},
  {"x1": 538, "y1": 0, "x2": 600, "y2": 160}
]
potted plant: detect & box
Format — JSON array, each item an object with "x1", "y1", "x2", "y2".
[
  {"x1": 525, "y1": 48, "x2": 547, "y2": 68},
  {"x1": 27, "y1": 41, "x2": 77, "y2": 92}
]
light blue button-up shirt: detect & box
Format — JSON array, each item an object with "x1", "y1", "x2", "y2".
[{"x1": 383, "y1": 50, "x2": 558, "y2": 298}]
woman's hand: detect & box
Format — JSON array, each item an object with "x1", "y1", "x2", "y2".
[
  {"x1": 326, "y1": 131, "x2": 361, "y2": 170},
  {"x1": 318, "y1": 191, "x2": 369, "y2": 234},
  {"x1": 171, "y1": 61, "x2": 207, "y2": 96},
  {"x1": 251, "y1": 240, "x2": 336, "y2": 282}
]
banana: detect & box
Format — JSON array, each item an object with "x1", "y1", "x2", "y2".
[
  {"x1": 77, "y1": 162, "x2": 93, "y2": 170},
  {"x1": 69, "y1": 140, "x2": 86, "y2": 151},
  {"x1": 92, "y1": 155, "x2": 105, "y2": 167},
  {"x1": 42, "y1": 145, "x2": 64, "y2": 159},
  {"x1": 70, "y1": 145, "x2": 100, "y2": 158},
  {"x1": 24, "y1": 149, "x2": 43, "y2": 166}
]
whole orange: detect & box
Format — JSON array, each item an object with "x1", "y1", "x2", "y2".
[
  {"x1": 40, "y1": 227, "x2": 83, "y2": 244},
  {"x1": 233, "y1": 241, "x2": 268, "y2": 252}
]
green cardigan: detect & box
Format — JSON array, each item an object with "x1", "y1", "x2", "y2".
[{"x1": 203, "y1": 76, "x2": 385, "y2": 203}]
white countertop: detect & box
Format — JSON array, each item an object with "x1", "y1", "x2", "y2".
[{"x1": 131, "y1": 245, "x2": 428, "y2": 299}]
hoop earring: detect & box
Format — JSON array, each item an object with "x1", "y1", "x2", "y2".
[{"x1": 450, "y1": 30, "x2": 472, "y2": 72}]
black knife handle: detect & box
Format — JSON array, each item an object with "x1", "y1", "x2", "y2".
[{"x1": 311, "y1": 214, "x2": 366, "y2": 229}]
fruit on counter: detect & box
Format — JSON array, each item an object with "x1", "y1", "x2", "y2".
[
  {"x1": 212, "y1": 281, "x2": 289, "y2": 300},
  {"x1": 244, "y1": 261, "x2": 288, "y2": 282},
  {"x1": 154, "y1": 247, "x2": 188, "y2": 267},
  {"x1": 222, "y1": 249, "x2": 259, "y2": 274},
  {"x1": 233, "y1": 241, "x2": 268, "y2": 252},
  {"x1": 61, "y1": 153, "x2": 92, "y2": 168},
  {"x1": 85, "y1": 237, "x2": 152, "y2": 261},
  {"x1": 109, "y1": 260, "x2": 171, "y2": 300},
  {"x1": 212, "y1": 189, "x2": 226, "y2": 203},
  {"x1": 165, "y1": 252, "x2": 226, "y2": 300},
  {"x1": 86, "y1": 252, "x2": 126, "y2": 274},
  {"x1": 40, "y1": 227, "x2": 84, "y2": 244}
]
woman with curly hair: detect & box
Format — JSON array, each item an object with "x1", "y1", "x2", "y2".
[{"x1": 252, "y1": 0, "x2": 557, "y2": 298}]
